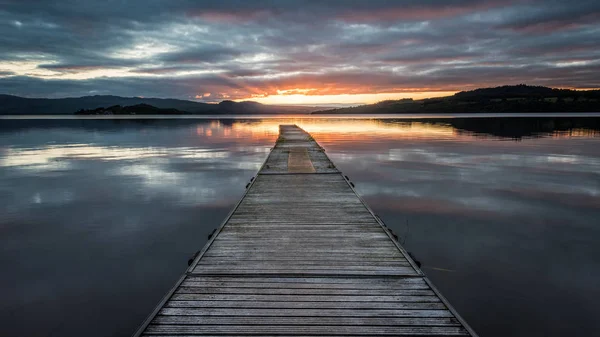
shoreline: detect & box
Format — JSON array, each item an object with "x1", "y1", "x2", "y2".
[{"x1": 2, "y1": 112, "x2": 600, "y2": 120}]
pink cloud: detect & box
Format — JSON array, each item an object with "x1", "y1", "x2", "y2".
[{"x1": 336, "y1": 1, "x2": 515, "y2": 22}]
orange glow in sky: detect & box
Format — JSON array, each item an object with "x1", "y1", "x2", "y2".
[{"x1": 236, "y1": 91, "x2": 459, "y2": 105}]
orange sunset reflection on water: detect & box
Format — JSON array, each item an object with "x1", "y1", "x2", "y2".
[
  {"x1": 199, "y1": 119, "x2": 460, "y2": 143},
  {"x1": 192, "y1": 118, "x2": 600, "y2": 146}
]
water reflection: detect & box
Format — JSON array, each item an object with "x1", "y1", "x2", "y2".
[
  {"x1": 0, "y1": 120, "x2": 278, "y2": 337},
  {"x1": 0, "y1": 117, "x2": 599, "y2": 337}
]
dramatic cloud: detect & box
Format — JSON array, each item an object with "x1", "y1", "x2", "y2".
[{"x1": 0, "y1": 0, "x2": 599, "y2": 103}]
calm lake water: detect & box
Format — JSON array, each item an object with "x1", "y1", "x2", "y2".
[{"x1": 1, "y1": 116, "x2": 599, "y2": 337}]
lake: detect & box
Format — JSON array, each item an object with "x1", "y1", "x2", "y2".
[{"x1": 1, "y1": 116, "x2": 599, "y2": 337}]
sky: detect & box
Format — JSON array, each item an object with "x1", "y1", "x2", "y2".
[{"x1": 1, "y1": 0, "x2": 599, "y2": 105}]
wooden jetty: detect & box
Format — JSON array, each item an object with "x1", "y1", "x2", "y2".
[{"x1": 134, "y1": 125, "x2": 477, "y2": 336}]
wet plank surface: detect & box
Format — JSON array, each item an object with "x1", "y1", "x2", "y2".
[
  {"x1": 134, "y1": 125, "x2": 476, "y2": 336},
  {"x1": 287, "y1": 148, "x2": 315, "y2": 173}
]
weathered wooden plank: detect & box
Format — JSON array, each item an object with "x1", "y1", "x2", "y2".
[
  {"x1": 202, "y1": 251, "x2": 406, "y2": 259},
  {"x1": 215, "y1": 232, "x2": 389, "y2": 238},
  {"x1": 220, "y1": 226, "x2": 384, "y2": 231},
  {"x1": 217, "y1": 231, "x2": 389, "y2": 237},
  {"x1": 198, "y1": 254, "x2": 408, "y2": 265},
  {"x1": 202, "y1": 253, "x2": 406, "y2": 260},
  {"x1": 201, "y1": 253, "x2": 406, "y2": 260},
  {"x1": 182, "y1": 276, "x2": 427, "y2": 285},
  {"x1": 175, "y1": 287, "x2": 435, "y2": 296},
  {"x1": 190, "y1": 269, "x2": 418, "y2": 276},
  {"x1": 192, "y1": 260, "x2": 412, "y2": 266},
  {"x1": 158, "y1": 307, "x2": 456, "y2": 318},
  {"x1": 197, "y1": 264, "x2": 409, "y2": 272},
  {"x1": 232, "y1": 210, "x2": 373, "y2": 216},
  {"x1": 209, "y1": 242, "x2": 399, "y2": 249},
  {"x1": 196, "y1": 260, "x2": 411, "y2": 267},
  {"x1": 228, "y1": 216, "x2": 377, "y2": 221},
  {"x1": 212, "y1": 237, "x2": 394, "y2": 244},
  {"x1": 213, "y1": 237, "x2": 393, "y2": 243},
  {"x1": 164, "y1": 300, "x2": 447, "y2": 310},
  {"x1": 177, "y1": 284, "x2": 430, "y2": 292},
  {"x1": 206, "y1": 246, "x2": 402, "y2": 252},
  {"x1": 170, "y1": 294, "x2": 441, "y2": 303},
  {"x1": 151, "y1": 316, "x2": 461, "y2": 326},
  {"x1": 191, "y1": 265, "x2": 416, "y2": 272},
  {"x1": 144, "y1": 325, "x2": 469, "y2": 335},
  {"x1": 198, "y1": 254, "x2": 406, "y2": 262},
  {"x1": 225, "y1": 220, "x2": 379, "y2": 225}
]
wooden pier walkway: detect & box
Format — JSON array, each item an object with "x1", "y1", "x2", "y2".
[{"x1": 134, "y1": 125, "x2": 477, "y2": 336}]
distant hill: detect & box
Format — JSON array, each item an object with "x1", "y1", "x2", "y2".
[
  {"x1": 0, "y1": 95, "x2": 212, "y2": 114},
  {"x1": 0, "y1": 94, "x2": 319, "y2": 115},
  {"x1": 75, "y1": 104, "x2": 184, "y2": 115},
  {"x1": 314, "y1": 85, "x2": 600, "y2": 114}
]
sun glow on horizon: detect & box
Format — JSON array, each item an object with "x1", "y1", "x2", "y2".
[{"x1": 235, "y1": 91, "x2": 458, "y2": 105}]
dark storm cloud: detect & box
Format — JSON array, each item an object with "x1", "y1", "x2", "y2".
[
  {"x1": 0, "y1": 75, "x2": 234, "y2": 100},
  {"x1": 37, "y1": 58, "x2": 141, "y2": 71},
  {"x1": 157, "y1": 46, "x2": 243, "y2": 64},
  {"x1": 496, "y1": 1, "x2": 600, "y2": 32},
  {"x1": 1, "y1": 0, "x2": 599, "y2": 100}
]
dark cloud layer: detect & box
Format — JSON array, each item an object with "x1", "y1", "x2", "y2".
[{"x1": 1, "y1": 0, "x2": 599, "y2": 101}]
